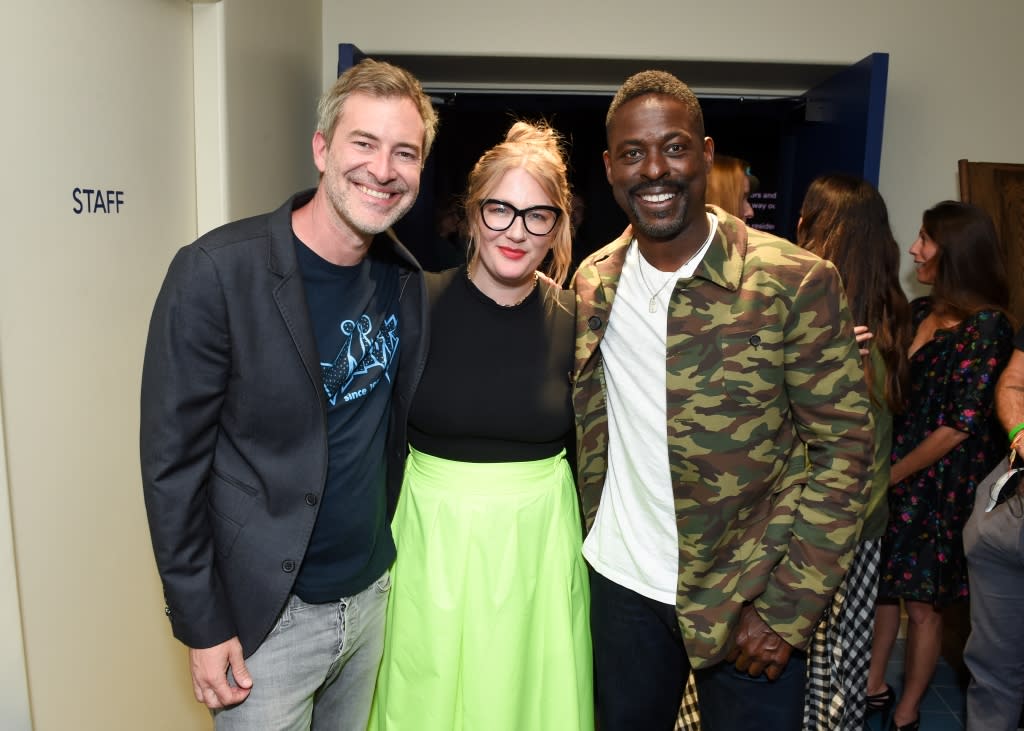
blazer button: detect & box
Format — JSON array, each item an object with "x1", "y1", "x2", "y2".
[
  {"x1": 282, "y1": 559, "x2": 296, "y2": 573},
  {"x1": 304, "y1": 493, "x2": 318, "y2": 506},
  {"x1": 588, "y1": 316, "x2": 602, "y2": 331}
]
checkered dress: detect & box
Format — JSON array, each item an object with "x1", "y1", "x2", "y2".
[
  {"x1": 675, "y1": 538, "x2": 880, "y2": 731},
  {"x1": 802, "y1": 538, "x2": 880, "y2": 730},
  {"x1": 676, "y1": 673, "x2": 701, "y2": 731}
]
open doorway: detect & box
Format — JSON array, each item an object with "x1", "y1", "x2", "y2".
[
  {"x1": 339, "y1": 47, "x2": 888, "y2": 272},
  {"x1": 399, "y1": 91, "x2": 810, "y2": 272}
]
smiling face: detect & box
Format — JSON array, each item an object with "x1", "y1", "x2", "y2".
[
  {"x1": 604, "y1": 93, "x2": 713, "y2": 245},
  {"x1": 313, "y1": 92, "x2": 425, "y2": 243},
  {"x1": 469, "y1": 166, "x2": 558, "y2": 303},
  {"x1": 909, "y1": 226, "x2": 940, "y2": 285}
]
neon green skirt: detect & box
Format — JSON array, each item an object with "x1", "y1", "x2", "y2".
[{"x1": 371, "y1": 447, "x2": 593, "y2": 731}]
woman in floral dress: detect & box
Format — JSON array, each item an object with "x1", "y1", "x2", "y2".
[{"x1": 866, "y1": 201, "x2": 1014, "y2": 731}]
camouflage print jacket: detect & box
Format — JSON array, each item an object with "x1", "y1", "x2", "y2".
[{"x1": 572, "y1": 207, "x2": 873, "y2": 668}]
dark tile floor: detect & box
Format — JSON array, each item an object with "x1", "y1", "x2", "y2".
[{"x1": 865, "y1": 639, "x2": 966, "y2": 731}]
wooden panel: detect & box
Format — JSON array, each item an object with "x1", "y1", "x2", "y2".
[{"x1": 958, "y1": 159, "x2": 1024, "y2": 326}]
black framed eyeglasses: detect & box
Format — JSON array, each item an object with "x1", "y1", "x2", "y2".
[{"x1": 479, "y1": 199, "x2": 562, "y2": 237}]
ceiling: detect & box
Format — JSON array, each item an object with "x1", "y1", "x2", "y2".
[{"x1": 374, "y1": 53, "x2": 845, "y2": 98}]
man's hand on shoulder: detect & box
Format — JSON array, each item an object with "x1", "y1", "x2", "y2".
[
  {"x1": 724, "y1": 604, "x2": 794, "y2": 680},
  {"x1": 189, "y1": 636, "x2": 253, "y2": 709}
]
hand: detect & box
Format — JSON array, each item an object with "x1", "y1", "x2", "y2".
[
  {"x1": 724, "y1": 604, "x2": 794, "y2": 680},
  {"x1": 189, "y1": 636, "x2": 253, "y2": 709},
  {"x1": 853, "y1": 324, "x2": 873, "y2": 357}
]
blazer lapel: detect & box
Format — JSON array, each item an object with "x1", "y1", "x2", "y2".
[
  {"x1": 274, "y1": 271, "x2": 325, "y2": 405},
  {"x1": 267, "y1": 192, "x2": 326, "y2": 408}
]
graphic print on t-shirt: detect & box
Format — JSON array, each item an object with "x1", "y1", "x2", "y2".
[{"x1": 320, "y1": 313, "x2": 399, "y2": 406}]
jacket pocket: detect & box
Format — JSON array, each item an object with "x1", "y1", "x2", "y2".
[
  {"x1": 717, "y1": 327, "x2": 784, "y2": 407},
  {"x1": 206, "y1": 469, "x2": 257, "y2": 558}
]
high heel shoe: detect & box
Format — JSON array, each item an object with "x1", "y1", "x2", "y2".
[
  {"x1": 866, "y1": 683, "x2": 895, "y2": 715},
  {"x1": 888, "y1": 716, "x2": 920, "y2": 731}
]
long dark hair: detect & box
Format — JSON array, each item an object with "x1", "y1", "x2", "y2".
[
  {"x1": 797, "y1": 174, "x2": 911, "y2": 412},
  {"x1": 921, "y1": 201, "x2": 1010, "y2": 321}
]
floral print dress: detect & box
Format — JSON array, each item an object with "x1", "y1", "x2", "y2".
[{"x1": 879, "y1": 297, "x2": 1014, "y2": 606}]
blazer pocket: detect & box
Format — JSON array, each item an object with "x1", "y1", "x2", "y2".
[{"x1": 207, "y1": 469, "x2": 258, "y2": 558}]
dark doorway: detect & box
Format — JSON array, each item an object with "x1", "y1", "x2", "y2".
[
  {"x1": 338, "y1": 47, "x2": 889, "y2": 273},
  {"x1": 398, "y1": 92, "x2": 809, "y2": 272}
]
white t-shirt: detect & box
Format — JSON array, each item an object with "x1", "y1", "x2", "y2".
[{"x1": 583, "y1": 214, "x2": 717, "y2": 603}]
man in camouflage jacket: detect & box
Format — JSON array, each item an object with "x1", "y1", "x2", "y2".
[{"x1": 575, "y1": 70, "x2": 873, "y2": 731}]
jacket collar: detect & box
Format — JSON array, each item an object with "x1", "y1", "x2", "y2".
[
  {"x1": 579, "y1": 206, "x2": 750, "y2": 302},
  {"x1": 697, "y1": 205, "x2": 747, "y2": 293},
  {"x1": 267, "y1": 189, "x2": 314, "y2": 277},
  {"x1": 572, "y1": 227, "x2": 631, "y2": 377},
  {"x1": 573, "y1": 208, "x2": 750, "y2": 377},
  {"x1": 579, "y1": 226, "x2": 633, "y2": 311}
]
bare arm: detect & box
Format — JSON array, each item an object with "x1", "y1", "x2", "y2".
[
  {"x1": 890, "y1": 424, "x2": 968, "y2": 485},
  {"x1": 997, "y1": 348, "x2": 1024, "y2": 457},
  {"x1": 892, "y1": 313, "x2": 1016, "y2": 482}
]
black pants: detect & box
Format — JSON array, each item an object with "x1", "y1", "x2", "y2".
[{"x1": 589, "y1": 569, "x2": 806, "y2": 731}]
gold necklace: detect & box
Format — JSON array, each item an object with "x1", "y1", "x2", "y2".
[{"x1": 466, "y1": 267, "x2": 538, "y2": 307}]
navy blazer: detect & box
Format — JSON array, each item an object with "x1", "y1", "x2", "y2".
[{"x1": 140, "y1": 190, "x2": 428, "y2": 656}]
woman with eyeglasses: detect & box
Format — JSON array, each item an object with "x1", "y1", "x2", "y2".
[{"x1": 370, "y1": 121, "x2": 593, "y2": 731}]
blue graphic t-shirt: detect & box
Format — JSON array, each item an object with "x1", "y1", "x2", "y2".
[{"x1": 292, "y1": 235, "x2": 399, "y2": 602}]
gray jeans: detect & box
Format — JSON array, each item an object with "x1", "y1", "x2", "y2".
[
  {"x1": 963, "y1": 460, "x2": 1024, "y2": 731},
  {"x1": 214, "y1": 571, "x2": 391, "y2": 731}
]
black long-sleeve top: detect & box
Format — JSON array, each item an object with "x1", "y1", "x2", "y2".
[{"x1": 408, "y1": 267, "x2": 575, "y2": 463}]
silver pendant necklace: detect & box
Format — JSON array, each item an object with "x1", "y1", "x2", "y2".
[
  {"x1": 633, "y1": 220, "x2": 716, "y2": 313},
  {"x1": 635, "y1": 246, "x2": 678, "y2": 313}
]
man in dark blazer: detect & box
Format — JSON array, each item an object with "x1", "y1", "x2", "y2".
[{"x1": 140, "y1": 60, "x2": 437, "y2": 729}]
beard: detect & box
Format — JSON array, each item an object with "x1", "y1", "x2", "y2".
[
  {"x1": 325, "y1": 171, "x2": 416, "y2": 238},
  {"x1": 623, "y1": 180, "x2": 694, "y2": 241}
]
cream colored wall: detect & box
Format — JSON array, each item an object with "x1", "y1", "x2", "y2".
[
  {"x1": 0, "y1": 386, "x2": 30, "y2": 729},
  {"x1": 194, "y1": 0, "x2": 322, "y2": 234},
  {"x1": 323, "y1": 0, "x2": 1024, "y2": 298},
  {"x1": 0, "y1": 1, "x2": 205, "y2": 728},
  {"x1": 0, "y1": 0, "x2": 321, "y2": 729},
  {"x1": 219, "y1": 0, "x2": 322, "y2": 226}
]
